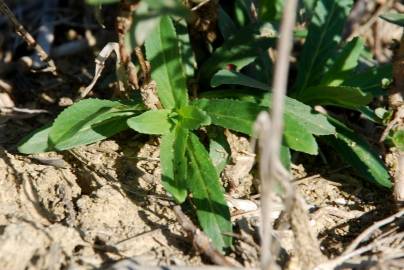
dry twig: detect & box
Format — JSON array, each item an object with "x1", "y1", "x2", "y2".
[
  {"x1": 173, "y1": 205, "x2": 236, "y2": 267},
  {"x1": 344, "y1": 209, "x2": 404, "y2": 254},
  {"x1": 253, "y1": 0, "x2": 301, "y2": 269},
  {"x1": 116, "y1": 0, "x2": 139, "y2": 91},
  {"x1": 0, "y1": 0, "x2": 58, "y2": 74}
]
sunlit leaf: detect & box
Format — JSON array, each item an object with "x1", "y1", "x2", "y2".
[
  {"x1": 186, "y1": 132, "x2": 232, "y2": 250},
  {"x1": 145, "y1": 16, "x2": 189, "y2": 109}
]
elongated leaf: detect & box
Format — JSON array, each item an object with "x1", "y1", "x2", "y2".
[
  {"x1": 380, "y1": 13, "x2": 404, "y2": 27},
  {"x1": 343, "y1": 65, "x2": 392, "y2": 96},
  {"x1": 211, "y1": 69, "x2": 269, "y2": 90},
  {"x1": 49, "y1": 99, "x2": 143, "y2": 150},
  {"x1": 199, "y1": 23, "x2": 275, "y2": 81},
  {"x1": 200, "y1": 89, "x2": 269, "y2": 106},
  {"x1": 326, "y1": 117, "x2": 392, "y2": 188},
  {"x1": 186, "y1": 132, "x2": 232, "y2": 250},
  {"x1": 321, "y1": 37, "x2": 364, "y2": 86},
  {"x1": 218, "y1": 7, "x2": 237, "y2": 39},
  {"x1": 177, "y1": 105, "x2": 211, "y2": 130},
  {"x1": 197, "y1": 93, "x2": 336, "y2": 135},
  {"x1": 193, "y1": 98, "x2": 262, "y2": 135},
  {"x1": 160, "y1": 126, "x2": 188, "y2": 203},
  {"x1": 126, "y1": 1, "x2": 189, "y2": 48},
  {"x1": 145, "y1": 16, "x2": 188, "y2": 109},
  {"x1": 175, "y1": 19, "x2": 196, "y2": 79},
  {"x1": 294, "y1": 0, "x2": 353, "y2": 95},
  {"x1": 127, "y1": 109, "x2": 172, "y2": 134},
  {"x1": 299, "y1": 86, "x2": 372, "y2": 109},
  {"x1": 18, "y1": 124, "x2": 53, "y2": 154},
  {"x1": 86, "y1": 0, "x2": 118, "y2": 4},
  {"x1": 193, "y1": 98, "x2": 334, "y2": 154}
]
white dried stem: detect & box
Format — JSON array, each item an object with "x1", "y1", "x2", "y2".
[{"x1": 257, "y1": 0, "x2": 299, "y2": 269}]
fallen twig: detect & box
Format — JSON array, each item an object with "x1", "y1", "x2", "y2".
[
  {"x1": 173, "y1": 205, "x2": 236, "y2": 267},
  {"x1": 314, "y1": 231, "x2": 404, "y2": 270},
  {"x1": 343, "y1": 209, "x2": 404, "y2": 254}
]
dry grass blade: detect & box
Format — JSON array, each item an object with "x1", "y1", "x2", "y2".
[{"x1": 80, "y1": 42, "x2": 121, "y2": 99}]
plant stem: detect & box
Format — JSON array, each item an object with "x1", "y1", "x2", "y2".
[{"x1": 260, "y1": 0, "x2": 298, "y2": 269}]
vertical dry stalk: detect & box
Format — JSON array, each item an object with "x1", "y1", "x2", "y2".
[
  {"x1": 0, "y1": 0, "x2": 57, "y2": 74},
  {"x1": 395, "y1": 154, "x2": 404, "y2": 203},
  {"x1": 259, "y1": 0, "x2": 298, "y2": 269},
  {"x1": 116, "y1": 0, "x2": 139, "y2": 91},
  {"x1": 391, "y1": 30, "x2": 404, "y2": 204}
]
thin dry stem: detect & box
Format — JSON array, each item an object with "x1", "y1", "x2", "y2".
[
  {"x1": 259, "y1": 0, "x2": 299, "y2": 269},
  {"x1": 173, "y1": 206, "x2": 236, "y2": 267},
  {"x1": 0, "y1": 0, "x2": 58, "y2": 74},
  {"x1": 344, "y1": 209, "x2": 404, "y2": 254}
]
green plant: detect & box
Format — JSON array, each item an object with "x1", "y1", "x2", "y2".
[
  {"x1": 206, "y1": 0, "x2": 392, "y2": 188},
  {"x1": 18, "y1": 0, "x2": 395, "y2": 251},
  {"x1": 17, "y1": 12, "x2": 335, "y2": 250}
]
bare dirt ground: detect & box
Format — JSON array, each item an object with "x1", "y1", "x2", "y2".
[{"x1": 0, "y1": 132, "x2": 398, "y2": 269}]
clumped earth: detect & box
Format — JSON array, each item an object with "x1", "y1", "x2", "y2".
[
  {"x1": 0, "y1": 133, "x2": 397, "y2": 269},
  {"x1": 0, "y1": 1, "x2": 402, "y2": 269}
]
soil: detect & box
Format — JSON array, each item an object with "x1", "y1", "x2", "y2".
[{"x1": 0, "y1": 131, "x2": 398, "y2": 269}]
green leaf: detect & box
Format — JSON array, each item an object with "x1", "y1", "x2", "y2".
[
  {"x1": 343, "y1": 65, "x2": 392, "y2": 96},
  {"x1": 293, "y1": 0, "x2": 353, "y2": 95},
  {"x1": 18, "y1": 124, "x2": 53, "y2": 154},
  {"x1": 302, "y1": 0, "x2": 317, "y2": 18},
  {"x1": 259, "y1": 0, "x2": 284, "y2": 21},
  {"x1": 193, "y1": 98, "x2": 333, "y2": 154},
  {"x1": 48, "y1": 99, "x2": 142, "y2": 151},
  {"x1": 160, "y1": 126, "x2": 188, "y2": 203},
  {"x1": 207, "y1": 127, "x2": 231, "y2": 174},
  {"x1": 126, "y1": 0, "x2": 190, "y2": 48},
  {"x1": 177, "y1": 105, "x2": 211, "y2": 130},
  {"x1": 194, "y1": 94, "x2": 335, "y2": 135},
  {"x1": 86, "y1": 0, "x2": 118, "y2": 4},
  {"x1": 145, "y1": 15, "x2": 189, "y2": 109},
  {"x1": 218, "y1": 7, "x2": 238, "y2": 39},
  {"x1": 199, "y1": 23, "x2": 275, "y2": 81},
  {"x1": 280, "y1": 145, "x2": 291, "y2": 170},
  {"x1": 186, "y1": 132, "x2": 232, "y2": 250},
  {"x1": 200, "y1": 89, "x2": 269, "y2": 106},
  {"x1": 380, "y1": 13, "x2": 404, "y2": 27},
  {"x1": 299, "y1": 86, "x2": 372, "y2": 109},
  {"x1": 277, "y1": 95, "x2": 336, "y2": 136},
  {"x1": 211, "y1": 69, "x2": 269, "y2": 91},
  {"x1": 321, "y1": 37, "x2": 364, "y2": 86},
  {"x1": 392, "y1": 129, "x2": 404, "y2": 151},
  {"x1": 175, "y1": 19, "x2": 196, "y2": 80},
  {"x1": 127, "y1": 109, "x2": 172, "y2": 135},
  {"x1": 326, "y1": 117, "x2": 392, "y2": 188},
  {"x1": 193, "y1": 98, "x2": 262, "y2": 135},
  {"x1": 283, "y1": 115, "x2": 318, "y2": 155}
]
